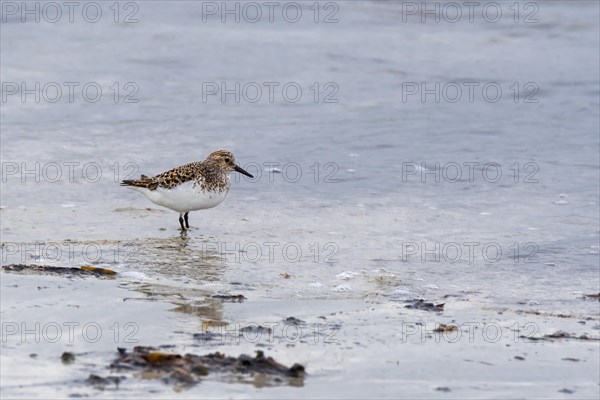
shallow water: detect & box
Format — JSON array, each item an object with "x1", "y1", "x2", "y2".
[{"x1": 1, "y1": 1, "x2": 599, "y2": 398}]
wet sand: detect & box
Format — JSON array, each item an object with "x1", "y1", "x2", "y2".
[{"x1": 2, "y1": 232, "x2": 599, "y2": 399}]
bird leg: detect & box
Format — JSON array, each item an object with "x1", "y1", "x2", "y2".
[
  {"x1": 184, "y1": 212, "x2": 190, "y2": 229},
  {"x1": 179, "y1": 213, "x2": 186, "y2": 231}
]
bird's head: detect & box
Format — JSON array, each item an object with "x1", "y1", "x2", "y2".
[{"x1": 206, "y1": 150, "x2": 254, "y2": 178}]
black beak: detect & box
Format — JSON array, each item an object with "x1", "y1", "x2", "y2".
[{"x1": 234, "y1": 165, "x2": 254, "y2": 178}]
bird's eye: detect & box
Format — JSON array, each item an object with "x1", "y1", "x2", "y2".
[{"x1": 224, "y1": 158, "x2": 230, "y2": 163}]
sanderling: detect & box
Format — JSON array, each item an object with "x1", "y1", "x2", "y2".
[{"x1": 121, "y1": 150, "x2": 253, "y2": 230}]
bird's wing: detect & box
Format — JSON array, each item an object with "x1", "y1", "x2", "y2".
[{"x1": 120, "y1": 162, "x2": 200, "y2": 191}]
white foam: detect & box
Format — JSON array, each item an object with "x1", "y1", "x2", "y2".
[
  {"x1": 337, "y1": 271, "x2": 359, "y2": 280},
  {"x1": 332, "y1": 284, "x2": 352, "y2": 292},
  {"x1": 121, "y1": 271, "x2": 150, "y2": 280}
]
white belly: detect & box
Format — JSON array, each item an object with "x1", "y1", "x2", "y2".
[{"x1": 128, "y1": 181, "x2": 229, "y2": 213}]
